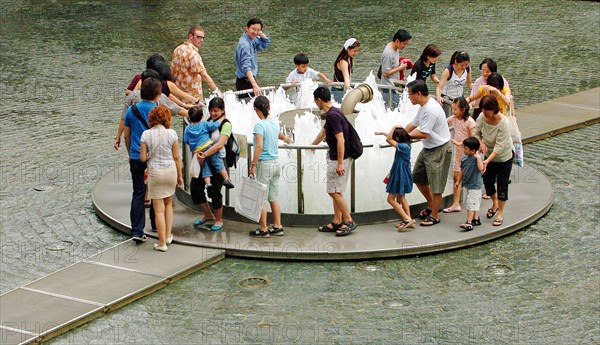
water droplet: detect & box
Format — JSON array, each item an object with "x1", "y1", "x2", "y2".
[
  {"x1": 238, "y1": 277, "x2": 270, "y2": 288},
  {"x1": 485, "y1": 264, "x2": 514, "y2": 276},
  {"x1": 382, "y1": 299, "x2": 411, "y2": 309}
]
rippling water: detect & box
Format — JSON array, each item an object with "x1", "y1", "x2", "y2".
[{"x1": 1, "y1": 1, "x2": 599, "y2": 344}]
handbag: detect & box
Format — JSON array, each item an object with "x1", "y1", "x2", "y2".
[
  {"x1": 507, "y1": 109, "x2": 524, "y2": 167},
  {"x1": 189, "y1": 152, "x2": 201, "y2": 178},
  {"x1": 235, "y1": 176, "x2": 267, "y2": 222}
]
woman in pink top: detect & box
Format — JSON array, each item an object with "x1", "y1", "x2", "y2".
[{"x1": 443, "y1": 97, "x2": 476, "y2": 213}]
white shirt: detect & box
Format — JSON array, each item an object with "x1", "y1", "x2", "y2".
[
  {"x1": 412, "y1": 97, "x2": 451, "y2": 149},
  {"x1": 286, "y1": 67, "x2": 320, "y2": 83},
  {"x1": 140, "y1": 125, "x2": 179, "y2": 169}
]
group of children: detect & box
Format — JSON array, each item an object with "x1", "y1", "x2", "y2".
[{"x1": 379, "y1": 97, "x2": 484, "y2": 232}]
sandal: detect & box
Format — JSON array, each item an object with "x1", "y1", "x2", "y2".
[
  {"x1": 318, "y1": 223, "x2": 341, "y2": 232},
  {"x1": 335, "y1": 221, "x2": 357, "y2": 237},
  {"x1": 472, "y1": 218, "x2": 482, "y2": 226},
  {"x1": 493, "y1": 218, "x2": 503, "y2": 226},
  {"x1": 397, "y1": 219, "x2": 415, "y2": 231},
  {"x1": 420, "y1": 216, "x2": 440, "y2": 227},
  {"x1": 486, "y1": 208, "x2": 498, "y2": 219},
  {"x1": 418, "y1": 208, "x2": 432, "y2": 219}
]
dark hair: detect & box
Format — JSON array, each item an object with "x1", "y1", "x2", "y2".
[
  {"x1": 253, "y1": 96, "x2": 270, "y2": 117},
  {"x1": 393, "y1": 127, "x2": 411, "y2": 145},
  {"x1": 146, "y1": 53, "x2": 166, "y2": 71},
  {"x1": 463, "y1": 137, "x2": 480, "y2": 151},
  {"x1": 393, "y1": 29, "x2": 412, "y2": 42},
  {"x1": 313, "y1": 86, "x2": 331, "y2": 102},
  {"x1": 294, "y1": 53, "x2": 309, "y2": 65},
  {"x1": 406, "y1": 79, "x2": 429, "y2": 96},
  {"x1": 450, "y1": 51, "x2": 470, "y2": 65},
  {"x1": 247, "y1": 17, "x2": 263, "y2": 29},
  {"x1": 188, "y1": 105, "x2": 204, "y2": 123},
  {"x1": 480, "y1": 95, "x2": 500, "y2": 113},
  {"x1": 479, "y1": 58, "x2": 497, "y2": 73},
  {"x1": 487, "y1": 73, "x2": 504, "y2": 90},
  {"x1": 334, "y1": 39, "x2": 360, "y2": 69},
  {"x1": 188, "y1": 25, "x2": 204, "y2": 36},
  {"x1": 154, "y1": 61, "x2": 173, "y2": 82},
  {"x1": 452, "y1": 97, "x2": 470, "y2": 120},
  {"x1": 140, "y1": 78, "x2": 162, "y2": 101},
  {"x1": 208, "y1": 97, "x2": 225, "y2": 112},
  {"x1": 141, "y1": 69, "x2": 160, "y2": 81},
  {"x1": 148, "y1": 106, "x2": 172, "y2": 129},
  {"x1": 419, "y1": 44, "x2": 441, "y2": 62}
]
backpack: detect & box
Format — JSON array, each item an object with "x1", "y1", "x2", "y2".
[
  {"x1": 343, "y1": 117, "x2": 363, "y2": 159},
  {"x1": 219, "y1": 119, "x2": 241, "y2": 168}
]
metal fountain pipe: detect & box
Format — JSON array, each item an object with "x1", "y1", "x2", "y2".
[{"x1": 340, "y1": 83, "x2": 374, "y2": 115}]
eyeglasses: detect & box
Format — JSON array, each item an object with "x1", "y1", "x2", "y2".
[{"x1": 195, "y1": 34, "x2": 204, "y2": 40}]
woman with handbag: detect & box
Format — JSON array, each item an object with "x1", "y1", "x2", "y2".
[
  {"x1": 140, "y1": 106, "x2": 183, "y2": 252},
  {"x1": 473, "y1": 95, "x2": 514, "y2": 227}
]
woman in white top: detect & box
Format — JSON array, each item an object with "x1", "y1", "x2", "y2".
[
  {"x1": 140, "y1": 105, "x2": 183, "y2": 252},
  {"x1": 436, "y1": 51, "x2": 473, "y2": 116}
]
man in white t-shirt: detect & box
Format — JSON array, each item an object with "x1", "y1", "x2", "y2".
[{"x1": 404, "y1": 80, "x2": 452, "y2": 227}]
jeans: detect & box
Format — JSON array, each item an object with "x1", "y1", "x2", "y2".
[
  {"x1": 129, "y1": 159, "x2": 147, "y2": 237},
  {"x1": 381, "y1": 89, "x2": 400, "y2": 110}
]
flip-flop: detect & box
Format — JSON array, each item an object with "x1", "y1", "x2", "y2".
[
  {"x1": 418, "y1": 208, "x2": 432, "y2": 219},
  {"x1": 397, "y1": 219, "x2": 415, "y2": 231},
  {"x1": 486, "y1": 208, "x2": 498, "y2": 219},
  {"x1": 493, "y1": 218, "x2": 503, "y2": 226},
  {"x1": 318, "y1": 223, "x2": 341, "y2": 232},
  {"x1": 420, "y1": 216, "x2": 440, "y2": 227},
  {"x1": 210, "y1": 223, "x2": 223, "y2": 231},
  {"x1": 194, "y1": 218, "x2": 215, "y2": 226}
]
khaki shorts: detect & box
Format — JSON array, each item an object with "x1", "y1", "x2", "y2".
[
  {"x1": 326, "y1": 158, "x2": 352, "y2": 193},
  {"x1": 412, "y1": 141, "x2": 452, "y2": 194},
  {"x1": 256, "y1": 159, "x2": 281, "y2": 203},
  {"x1": 465, "y1": 188, "x2": 482, "y2": 211}
]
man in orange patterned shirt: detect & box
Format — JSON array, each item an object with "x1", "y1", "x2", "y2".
[{"x1": 171, "y1": 25, "x2": 220, "y2": 101}]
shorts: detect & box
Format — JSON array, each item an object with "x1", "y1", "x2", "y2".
[
  {"x1": 326, "y1": 158, "x2": 352, "y2": 193},
  {"x1": 256, "y1": 159, "x2": 281, "y2": 203},
  {"x1": 465, "y1": 188, "x2": 482, "y2": 212},
  {"x1": 412, "y1": 141, "x2": 452, "y2": 194}
]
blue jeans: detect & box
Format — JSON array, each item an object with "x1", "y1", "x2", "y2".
[
  {"x1": 381, "y1": 89, "x2": 400, "y2": 110},
  {"x1": 129, "y1": 159, "x2": 148, "y2": 237}
]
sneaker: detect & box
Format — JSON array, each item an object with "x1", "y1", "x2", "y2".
[
  {"x1": 222, "y1": 179, "x2": 235, "y2": 189},
  {"x1": 459, "y1": 223, "x2": 473, "y2": 232},
  {"x1": 249, "y1": 228, "x2": 270, "y2": 238},
  {"x1": 268, "y1": 225, "x2": 284, "y2": 236},
  {"x1": 153, "y1": 243, "x2": 168, "y2": 252},
  {"x1": 472, "y1": 218, "x2": 482, "y2": 226},
  {"x1": 132, "y1": 234, "x2": 147, "y2": 243}
]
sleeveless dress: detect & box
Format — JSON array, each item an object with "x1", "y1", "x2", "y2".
[{"x1": 386, "y1": 143, "x2": 413, "y2": 195}]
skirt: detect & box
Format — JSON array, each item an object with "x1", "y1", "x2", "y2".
[{"x1": 147, "y1": 166, "x2": 177, "y2": 199}]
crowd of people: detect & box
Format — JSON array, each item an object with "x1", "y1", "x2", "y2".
[{"x1": 114, "y1": 20, "x2": 519, "y2": 249}]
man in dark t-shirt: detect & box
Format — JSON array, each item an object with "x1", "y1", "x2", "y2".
[{"x1": 311, "y1": 87, "x2": 357, "y2": 236}]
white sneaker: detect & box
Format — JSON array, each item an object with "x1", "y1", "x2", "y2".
[{"x1": 154, "y1": 243, "x2": 168, "y2": 252}]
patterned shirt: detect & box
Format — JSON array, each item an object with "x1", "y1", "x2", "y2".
[{"x1": 171, "y1": 42, "x2": 206, "y2": 99}]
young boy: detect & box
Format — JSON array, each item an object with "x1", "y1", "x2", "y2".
[
  {"x1": 183, "y1": 106, "x2": 234, "y2": 189},
  {"x1": 457, "y1": 137, "x2": 484, "y2": 231},
  {"x1": 286, "y1": 53, "x2": 332, "y2": 85}
]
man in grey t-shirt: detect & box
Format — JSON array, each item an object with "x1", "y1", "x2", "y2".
[{"x1": 380, "y1": 29, "x2": 412, "y2": 108}]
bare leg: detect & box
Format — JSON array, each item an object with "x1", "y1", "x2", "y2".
[
  {"x1": 328, "y1": 192, "x2": 343, "y2": 224},
  {"x1": 450, "y1": 171, "x2": 461, "y2": 208},
  {"x1": 398, "y1": 195, "x2": 412, "y2": 221},
  {"x1": 213, "y1": 207, "x2": 223, "y2": 227},
  {"x1": 164, "y1": 196, "x2": 173, "y2": 240},
  {"x1": 198, "y1": 202, "x2": 215, "y2": 221},
  {"x1": 270, "y1": 201, "x2": 282, "y2": 228},
  {"x1": 258, "y1": 204, "x2": 268, "y2": 230},
  {"x1": 388, "y1": 194, "x2": 410, "y2": 221},
  {"x1": 430, "y1": 193, "x2": 442, "y2": 220},
  {"x1": 219, "y1": 169, "x2": 230, "y2": 181},
  {"x1": 203, "y1": 176, "x2": 211, "y2": 186},
  {"x1": 330, "y1": 192, "x2": 352, "y2": 223},
  {"x1": 416, "y1": 183, "x2": 433, "y2": 211},
  {"x1": 153, "y1": 198, "x2": 166, "y2": 246}
]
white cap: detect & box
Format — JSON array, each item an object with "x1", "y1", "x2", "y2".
[{"x1": 343, "y1": 38, "x2": 358, "y2": 50}]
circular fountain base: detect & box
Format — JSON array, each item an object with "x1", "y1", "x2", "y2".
[{"x1": 93, "y1": 164, "x2": 553, "y2": 260}]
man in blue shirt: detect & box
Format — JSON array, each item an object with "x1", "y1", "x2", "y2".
[
  {"x1": 123, "y1": 78, "x2": 161, "y2": 242},
  {"x1": 235, "y1": 17, "x2": 270, "y2": 99}
]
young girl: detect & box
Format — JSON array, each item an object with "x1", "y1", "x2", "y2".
[
  {"x1": 443, "y1": 97, "x2": 476, "y2": 213},
  {"x1": 410, "y1": 43, "x2": 441, "y2": 83},
  {"x1": 377, "y1": 126, "x2": 414, "y2": 230},
  {"x1": 436, "y1": 51, "x2": 473, "y2": 116}
]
